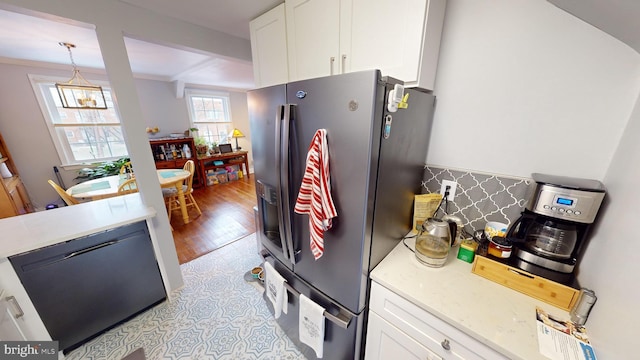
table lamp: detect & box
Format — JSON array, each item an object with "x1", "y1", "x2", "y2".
[{"x1": 231, "y1": 128, "x2": 245, "y2": 151}]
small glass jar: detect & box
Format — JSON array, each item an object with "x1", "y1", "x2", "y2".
[
  {"x1": 487, "y1": 236, "x2": 512, "y2": 259},
  {"x1": 473, "y1": 229, "x2": 489, "y2": 256}
]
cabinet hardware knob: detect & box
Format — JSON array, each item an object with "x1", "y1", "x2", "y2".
[{"x1": 441, "y1": 339, "x2": 451, "y2": 350}]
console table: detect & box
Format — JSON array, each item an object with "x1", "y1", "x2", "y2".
[{"x1": 197, "y1": 151, "x2": 249, "y2": 184}]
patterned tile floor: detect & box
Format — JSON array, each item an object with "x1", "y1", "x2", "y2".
[{"x1": 66, "y1": 233, "x2": 306, "y2": 360}]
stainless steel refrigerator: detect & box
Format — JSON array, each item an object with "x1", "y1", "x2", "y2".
[{"x1": 248, "y1": 70, "x2": 435, "y2": 359}]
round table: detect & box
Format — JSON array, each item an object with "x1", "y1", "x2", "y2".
[{"x1": 66, "y1": 169, "x2": 193, "y2": 224}]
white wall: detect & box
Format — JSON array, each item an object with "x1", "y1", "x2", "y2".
[
  {"x1": 577, "y1": 95, "x2": 640, "y2": 359},
  {"x1": 428, "y1": 0, "x2": 640, "y2": 180},
  {"x1": 135, "y1": 79, "x2": 191, "y2": 137}
]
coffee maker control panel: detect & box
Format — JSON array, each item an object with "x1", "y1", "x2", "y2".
[{"x1": 528, "y1": 184, "x2": 605, "y2": 224}]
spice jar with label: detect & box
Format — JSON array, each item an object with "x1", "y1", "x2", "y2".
[{"x1": 487, "y1": 236, "x2": 512, "y2": 259}]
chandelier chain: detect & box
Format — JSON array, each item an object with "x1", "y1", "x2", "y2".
[
  {"x1": 66, "y1": 45, "x2": 77, "y2": 69},
  {"x1": 59, "y1": 42, "x2": 78, "y2": 70}
]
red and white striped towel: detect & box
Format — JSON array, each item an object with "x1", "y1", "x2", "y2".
[{"x1": 294, "y1": 129, "x2": 337, "y2": 260}]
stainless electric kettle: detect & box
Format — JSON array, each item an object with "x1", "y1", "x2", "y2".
[{"x1": 415, "y1": 218, "x2": 452, "y2": 267}]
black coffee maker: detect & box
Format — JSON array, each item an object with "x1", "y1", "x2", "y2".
[{"x1": 507, "y1": 173, "x2": 605, "y2": 284}]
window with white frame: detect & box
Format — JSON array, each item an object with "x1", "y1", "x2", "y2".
[
  {"x1": 30, "y1": 75, "x2": 128, "y2": 165},
  {"x1": 186, "y1": 90, "x2": 232, "y2": 145}
]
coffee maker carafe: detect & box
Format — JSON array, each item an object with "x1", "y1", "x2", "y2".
[
  {"x1": 525, "y1": 218, "x2": 577, "y2": 259},
  {"x1": 507, "y1": 173, "x2": 605, "y2": 284}
]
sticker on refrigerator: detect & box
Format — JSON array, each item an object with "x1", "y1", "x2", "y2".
[{"x1": 383, "y1": 114, "x2": 393, "y2": 139}]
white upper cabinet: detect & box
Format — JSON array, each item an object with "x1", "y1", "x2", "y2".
[
  {"x1": 283, "y1": 0, "x2": 446, "y2": 90},
  {"x1": 347, "y1": 0, "x2": 446, "y2": 89},
  {"x1": 250, "y1": 3, "x2": 290, "y2": 88},
  {"x1": 286, "y1": 0, "x2": 342, "y2": 81}
]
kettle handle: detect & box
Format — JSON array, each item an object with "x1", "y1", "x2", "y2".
[
  {"x1": 448, "y1": 221, "x2": 456, "y2": 247},
  {"x1": 442, "y1": 215, "x2": 462, "y2": 247}
]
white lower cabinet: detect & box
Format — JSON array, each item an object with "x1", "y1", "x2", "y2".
[
  {"x1": 0, "y1": 258, "x2": 51, "y2": 342},
  {"x1": 366, "y1": 282, "x2": 508, "y2": 360},
  {"x1": 0, "y1": 291, "x2": 26, "y2": 341},
  {"x1": 367, "y1": 311, "x2": 442, "y2": 360}
]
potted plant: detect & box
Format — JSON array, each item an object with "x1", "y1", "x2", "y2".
[
  {"x1": 185, "y1": 127, "x2": 199, "y2": 137},
  {"x1": 194, "y1": 137, "x2": 209, "y2": 156},
  {"x1": 209, "y1": 141, "x2": 219, "y2": 155},
  {"x1": 75, "y1": 157, "x2": 131, "y2": 183}
]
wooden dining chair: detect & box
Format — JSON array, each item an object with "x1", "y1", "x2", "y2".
[
  {"x1": 119, "y1": 161, "x2": 133, "y2": 175},
  {"x1": 48, "y1": 179, "x2": 80, "y2": 206},
  {"x1": 117, "y1": 178, "x2": 138, "y2": 195},
  {"x1": 163, "y1": 160, "x2": 202, "y2": 223}
]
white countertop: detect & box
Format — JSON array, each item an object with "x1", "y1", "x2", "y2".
[
  {"x1": 371, "y1": 234, "x2": 573, "y2": 360},
  {"x1": 0, "y1": 193, "x2": 156, "y2": 258}
]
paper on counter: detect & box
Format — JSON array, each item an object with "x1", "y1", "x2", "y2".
[
  {"x1": 413, "y1": 193, "x2": 443, "y2": 231},
  {"x1": 536, "y1": 307, "x2": 597, "y2": 360}
]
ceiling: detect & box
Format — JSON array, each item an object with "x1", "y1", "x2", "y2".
[
  {"x1": 0, "y1": 0, "x2": 282, "y2": 90},
  {"x1": 547, "y1": 0, "x2": 640, "y2": 54},
  {"x1": 0, "y1": 1, "x2": 639, "y2": 90}
]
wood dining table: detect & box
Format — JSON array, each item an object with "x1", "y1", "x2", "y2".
[{"x1": 66, "y1": 169, "x2": 193, "y2": 224}]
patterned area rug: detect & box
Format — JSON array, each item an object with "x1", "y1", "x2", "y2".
[{"x1": 65, "y1": 233, "x2": 305, "y2": 360}]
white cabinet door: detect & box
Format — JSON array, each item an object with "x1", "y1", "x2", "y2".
[
  {"x1": 0, "y1": 292, "x2": 27, "y2": 341},
  {"x1": 286, "y1": 0, "x2": 342, "y2": 81},
  {"x1": 250, "y1": 3, "x2": 289, "y2": 88},
  {"x1": 366, "y1": 311, "x2": 442, "y2": 360},
  {"x1": 285, "y1": 0, "x2": 446, "y2": 88},
  {"x1": 0, "y1": 259, "x2": 51, "y2": 341},
  {"x1": 348, "y1": 0, "x2": 439, "y2": 87}
]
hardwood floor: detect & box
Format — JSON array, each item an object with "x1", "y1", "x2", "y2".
[{"x1": 170, "y1": 176, "x2": 257, "y2": 264}]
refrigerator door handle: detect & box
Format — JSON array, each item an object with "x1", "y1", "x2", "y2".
[
  {"x1": 261, "y1": 250, "x2": 352, "y2": 329},
  {"x1": 280, "y1": 104, "x2": 298, "y2": 263},
  {"x1": 274, "y1": 105, "x2": 291, "y2": 263},
  {"x1": 282, "y1": 281, "x2": 352, "y2": 329},
  {"x1": 275, "y1": 105, "x2": 298, "y2": 264}
]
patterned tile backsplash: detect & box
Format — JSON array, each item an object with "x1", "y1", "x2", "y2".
[{"x1": 422, "y1": 166, "x2": 534, "y2": 233}]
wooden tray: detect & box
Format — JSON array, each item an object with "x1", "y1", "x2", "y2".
[{"x1": 472, "y1": 255, "x2": 579, "y2": 311}]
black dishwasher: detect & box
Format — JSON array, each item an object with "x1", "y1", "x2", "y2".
[{"x1": 9, "y1": 221, "x2": 166, "y2": 353}]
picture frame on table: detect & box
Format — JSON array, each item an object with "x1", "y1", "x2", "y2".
[{"x1": 218, "y1": 144, "x2": 233, "y2": 154}]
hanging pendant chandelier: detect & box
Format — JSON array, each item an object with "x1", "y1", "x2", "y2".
[{"x1": 55, "y1": 42, "x2": 107, "y2": 109}]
